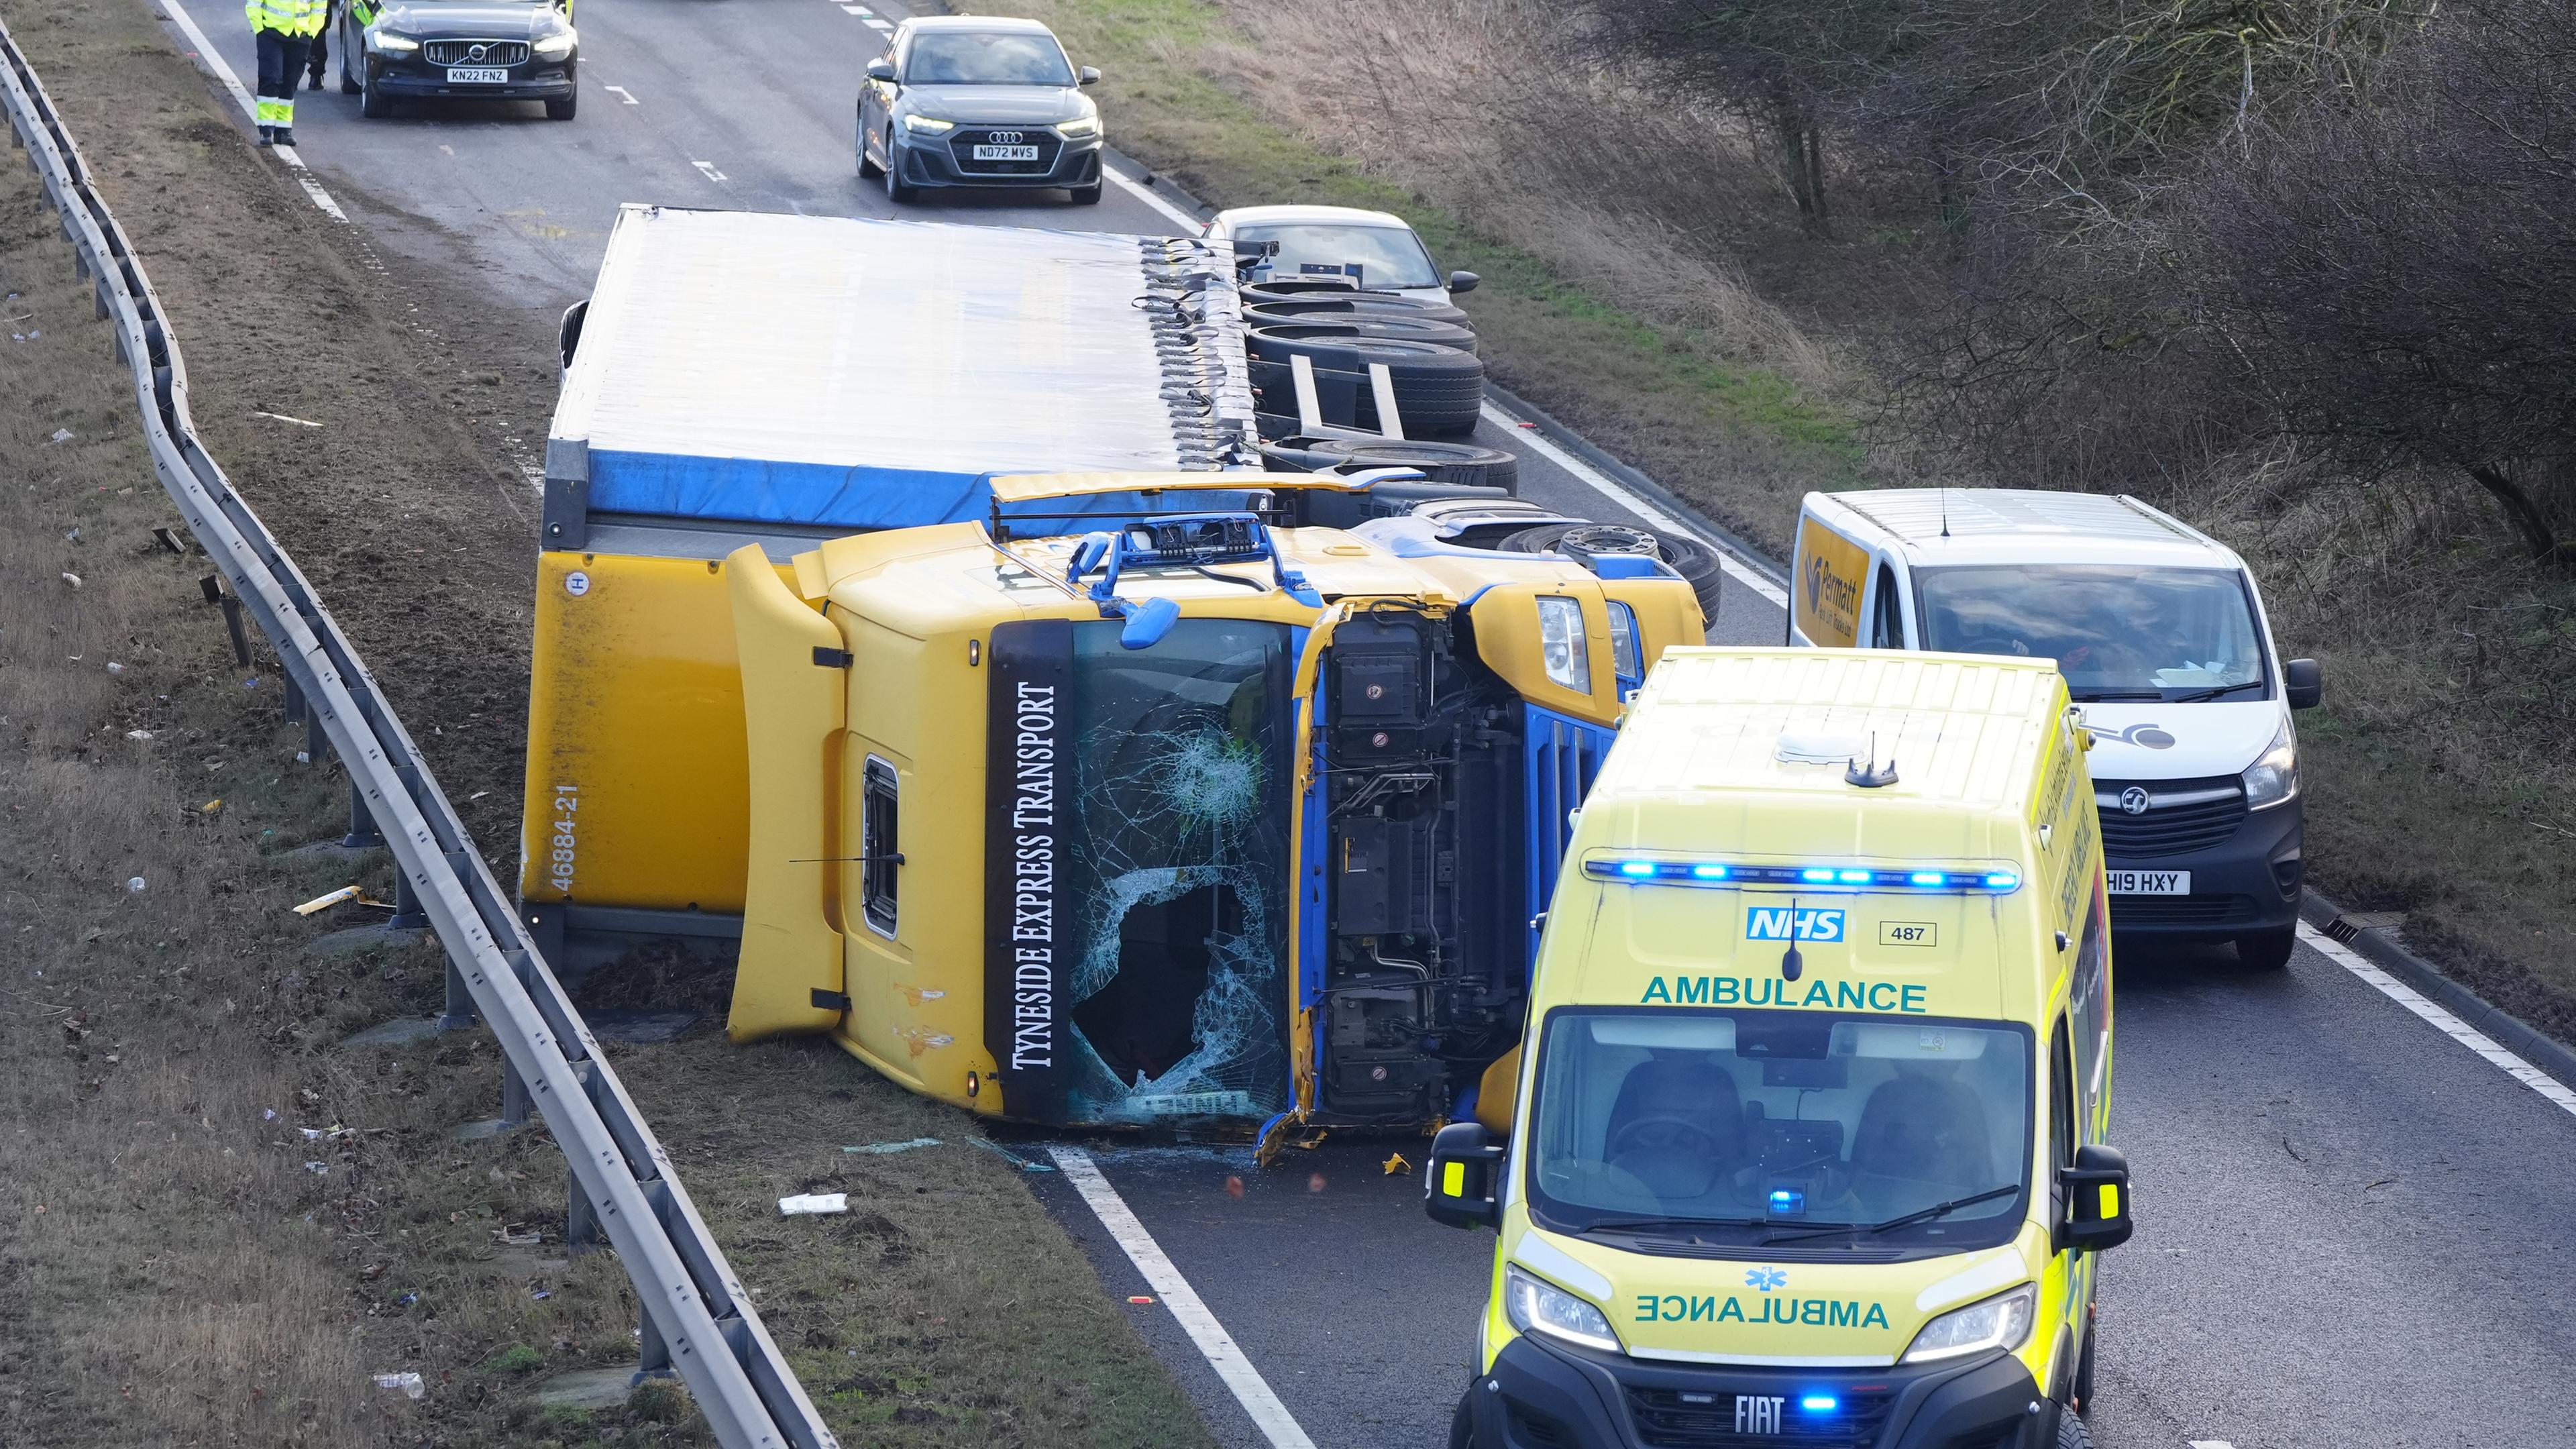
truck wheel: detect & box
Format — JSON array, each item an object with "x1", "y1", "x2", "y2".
[
  {"x1": 1253, "y1": 317, "x2": 1478, "y2": 352},
  {"x1": 1244, "y1": 295, "x2": 1473, "y2": 329},
  {"x1": 1304, "y1": 438, "x2": 1519, "y2": 495},
  {"x1": 2237, "y1": 927, "x2": 2294, "y2": 971},
  {"x1": 1501, "y1": 523, "x2": 1725, "y2": 623}
]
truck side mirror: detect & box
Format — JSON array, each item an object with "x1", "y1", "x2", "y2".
[
  {"x1": 2284, "y1": 657, "x2": 2322, "y2": 710},
  {"x1": 1424, "y1": 1121, "x2": 1505, "y2": 1230},
  {"x1": 1448, "y1": 270, "x2": 1480, "y2": 294},
  {"x1": 2058, "y1": 1143, "x2": 2133, "y2": 1252},
  {"x1": 865, "y1": 58, "x2": 896, "y2": 83},
  {"x1": 1079, "y1": 65, "x2": 1102, "y2": 85}
]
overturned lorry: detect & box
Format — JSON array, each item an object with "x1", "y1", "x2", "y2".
[{"x1": 524, "y1": 207, "x2": 1707, "y2": 1133}]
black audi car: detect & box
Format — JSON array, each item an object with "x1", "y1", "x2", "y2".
[
  {"x1": 858, "y1": 15, "x2": 1105, "y2": 204},
  {"x1": 339, "y1": 1, "x2": 580, "y2": 120}
]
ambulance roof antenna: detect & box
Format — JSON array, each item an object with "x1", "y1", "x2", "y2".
[{"x1": 1780, "y1": 897, "x2": 1805, "y2": 982}]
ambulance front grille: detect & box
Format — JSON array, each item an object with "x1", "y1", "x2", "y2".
[{"x1": 1625, "y1": 1384, "x2": 1896, "y2": 1448}]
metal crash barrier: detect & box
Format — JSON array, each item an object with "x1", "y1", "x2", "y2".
[{"x1": 0, "y1": 20, "x2": 835, "y2": 1448}]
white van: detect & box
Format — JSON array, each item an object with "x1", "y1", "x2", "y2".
[{"x1": 1789, "y1": 489, "x2": 2322, "y2": 967}]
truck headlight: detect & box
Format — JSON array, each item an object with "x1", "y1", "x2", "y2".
[
  {"x1": 372, "y1": 32, "x2": 420, "y2": 53},
  {"x1": 901, "y1": 113, "x2": 956, "y2": 134},
  {"x1": 1504, "y1": 1265, "x2": 1621, "y2": 1354},
  {"x1": 533, "y1": 30, "x2": 576, "y2": 60},
  {"x1": 1056, "y1": 113, "x2": 1099, "y2": 139},
  {"x1": 1536, "y1": 596, "x2": 1590, "y2": 693},
  {"x1": 2241, "y1": 718, "x2": 2298, "y2": 810},
  {"x1": 1900, "y1": 1283, "x2": 2035, "y2": 1364}
]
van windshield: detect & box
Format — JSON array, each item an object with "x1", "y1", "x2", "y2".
[
  {"x1": 1527, "y1": 1008, "x2": 2032, "y2": 1252},
  {"x1": 1914, "y1": 564, "x2": 2268, "y2": 703}
]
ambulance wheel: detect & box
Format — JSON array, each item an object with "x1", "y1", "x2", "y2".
[
  {"x1": 2055, "y1": 1403, "x2": 2096, "y2": 1448},
  {"x1": 2236, "y1": 926, "x2": 2294, "y2": 971},
  {"x1": 1448, "y1": 1387, "x2": 1476, "y2": 1449}
]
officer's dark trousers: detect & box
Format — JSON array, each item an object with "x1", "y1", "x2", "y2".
[{"x1": 253, "y1": 30, "x2": 312, "y2": 129}]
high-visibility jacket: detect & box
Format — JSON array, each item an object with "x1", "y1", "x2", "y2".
[{"x1": 246, "y1": 0, "x2": 327, "y2": 36}]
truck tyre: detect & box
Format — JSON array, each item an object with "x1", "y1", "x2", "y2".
[
  {"x1": 2236, "y1": 927, "x2": 2294, "y2": 971},
  {"x1": 1244, "y1": 296, "x2": 1472, "y2": 329},
  {"x1": 1245, "y1": 313, "x2": 1478, "y2": 352},
  {"x1": 1246, "y1": 327, "x2": 1480, "y2": 380},
  {"x1": 546, "y1": 90, "x2": 577, "y2": 121},
  {"x1": 1304, "y1": 438, "x2": 1519, "y2": 495},
  {"x1": 1499, "y1": 522, "x2": 1725, "y2": 623},
  {"x1": 1246, "y1": 346, "x2": 1487, "y2": 439}
]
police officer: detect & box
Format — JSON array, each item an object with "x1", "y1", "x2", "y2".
[
  {"x1": 305, "y1": 0, "x2": 338, "y2": 92},
  {"x1": 246, "y1": 0, "x2": 327, "y2": 147}
]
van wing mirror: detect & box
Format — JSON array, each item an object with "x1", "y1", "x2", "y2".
[
  {"x1": 2284, "y1": 657, "x2": 2322, "y2": 710},
  {"x1": 1424, "y1": 1121, "x2": 1505, "y2": 1230},
  {"x1": 2058, "y1": 1143, "x2": 2133, "y2": 1252}
]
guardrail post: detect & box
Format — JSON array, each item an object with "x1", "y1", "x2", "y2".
[
  {"x1": 341, "y1": 779, "x2": 383, "y2": 849},
  {"x1": 636, "y1": 1303, "x2": 676, "y2": 1385},
  {"x1": 387, "y1": 869, "x2": 430, "y2": 932},
  {"x1": 439, "y1": 958, "x2": 478, "y2": 1032}
]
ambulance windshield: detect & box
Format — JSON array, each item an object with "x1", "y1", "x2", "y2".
[
  {"x1": 1527, "y1": 1009, "x2": 2032, "y2": 1252},
  {"x1": 1915, "y1": 564, "x2": 2267, "y2": 704}
]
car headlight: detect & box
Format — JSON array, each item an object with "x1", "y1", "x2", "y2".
[
  {"x1": 1503, "y1": 1265, "x2": 1621, "y2": 1354},
  {"x1": 2241, "y1": 717, "x2": 2298, "y2": 810},
  {"x1": 901, "y1": 113, "x2": 955, "y2": 134},
  {"x1": 533, "y1": 30, "x2": 576, "y2": 60},
  {"x1": 372, "y1": 32, "x2": 420, "y2": 53},
  {"x1": 1900, "y1": 1283, "x2": 2036, "y2": 1364},
  {"x1": 1056, "y1": 114, "x2": 1099, "y2": 139},
  {"x1": 1536, "y1": 596, "x2": 1590, "y2": 693}
]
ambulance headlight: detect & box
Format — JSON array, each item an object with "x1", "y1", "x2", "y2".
[
  {"x1": 1900, "y1": 1283, "x2": 2036, "y2": 1364},
  {"x1": 1536, "y1": 596, "x2": 1590, "y2": 693},
  {"x1": 2241, "y1": 718, "x2": 2298, "y2": 810},
  {"x1": 533, "y1": 30, "x2": 576, "y2": 60},
  {"x1": 1505, "y1": 1265, "x2": 1621, "y2": 1354}
]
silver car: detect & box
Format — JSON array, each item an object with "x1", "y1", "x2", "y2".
[{"x1": 857, "y1": 16, "x2": 1104, "y2": 205}]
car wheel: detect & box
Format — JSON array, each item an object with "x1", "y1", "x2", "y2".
[
  {"x1": 883, "y1": 133, "x2": 917, "y2": 203},
  {"x1": 359, "y1": 62, "x2": 390, "y2": 118},
  {"x1": 1069, "y1": 181, "x2": 1103, "y2": 205},
  {"x1": 545, "y1": 90, "x2": 576, "y2": 121},
  {"x1": 1499, "y1": 522, "x2": 1725, "y2": 623},
  {"x1": 338, "y1": 30, "x2": 361, "y2": 94},
  {"x1": 2236, "y1": 926, "x2": 2294, "y2": 971}
]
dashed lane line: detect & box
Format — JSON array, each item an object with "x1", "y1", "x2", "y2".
[
  {"x1": 691, "y1": 159, "x2": 729, "y2": 183},
  {"x1": 158, "y1": 0, "x2": 350, "y2": 222},
  {"x1": 1048, "y1": 1146, "x2": 1320, "y2": 1449},
  {"x1": 2298, "y1": 924, "x2": 2576, "y2": 1118},
  {"x1": 603, "y1": 84, "x2": 639, "y2": 105}
]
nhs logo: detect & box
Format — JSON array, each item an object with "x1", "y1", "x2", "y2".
[{"x1": 1747, "y1": 906, "x2": 1846, "y2": 943}]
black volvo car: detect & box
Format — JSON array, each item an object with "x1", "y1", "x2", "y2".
[
  {"x1": 858, "y1": 15, "x2": 1105, "y2": 204},
  {"x1": 339, "y1": 0, "x2": 580, "y2": 120}
]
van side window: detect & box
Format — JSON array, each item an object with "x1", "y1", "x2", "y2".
[
  {"x1": 2071, "y1": 890, "x2": 2110, "y2": 1132},
  {"x1": 861, "y1": 757, "x2": 900, "y2": 936},
  {"x1": 1870, "y1": 565, "x2": 1903, "y2": 649},
  {"x1": 2050, "y1": 1020, "x2": 2076, "y2": 1174}
]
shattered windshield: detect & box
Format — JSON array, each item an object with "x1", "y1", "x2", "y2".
[
  {"x1": 1527, "y1": 1009, "x2": 2033, "y2": 1254},
  {"x1": 1915, "y1": 564, "x2": 2269, "y2": 703},
  {"x1": 1049, "y1": 619, "x2": 1294, "y2": 1123}
]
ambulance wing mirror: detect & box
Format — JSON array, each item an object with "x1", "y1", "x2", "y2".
[
  {"x1": 2057, "y1": 1143, "x2": 2134, "y2": 1253},
  {"x1": 1424, "y1": 1122, "x2": 1506, "y2": 1230},
  {"x1": 2284, "y1": 657, "x2": 2323, "y2": 710}
]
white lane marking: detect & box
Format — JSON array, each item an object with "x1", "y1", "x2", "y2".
[
  {"x1": 864, "y1": 17, "x2": 894, "y2": 30},
  {"x1": 1106, "y1": 164, "x2": 1202, "y2": 233},
  {"x1": 841, "y1": 5, "x2": 870, "y2": 14},
  {"x1": 1048, "y1": 1146, "x2": 1318, "y2": 1449},
  {"x1": 603, "y1": 84, "x2": 639, "y2": 105},
  {"x1": 2298, "y1": 922, "x2": 2576, "y2": 1118},
  {"x1": 692, "y1": 160, "x2": 729, "y2": 183},
  {"x1": 1477, "y1": 396, "x2": 1789, "y2": 607},
  {"x1": 2189, "y1": 1441, "x2": 2237, "y2": 1448},
  {"x1": 158, "y1": 0, "x2": 350, "y2": 223}
]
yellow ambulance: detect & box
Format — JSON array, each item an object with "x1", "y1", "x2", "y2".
[{"x1": 1426, "y1": 647, "x2": 2132, "y2": 1449}]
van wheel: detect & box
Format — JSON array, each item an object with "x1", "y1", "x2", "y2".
[
  {"x1": 1448, "y1": 1388, "x2": 1477, "y2": 1449},
  {"x1": 2236, "y1": 927, "x2": 2295, "y2": 971}
]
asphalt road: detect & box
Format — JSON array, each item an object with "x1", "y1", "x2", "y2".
[{"x1": 150, "y1": 2, "x2": 2576, "y2": 1445}]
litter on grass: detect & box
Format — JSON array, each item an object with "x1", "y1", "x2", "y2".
[
  {"x1": 842, "y1": 1136, "x2": 941, "y2": 1156},
  {"x1": 372, "y1": 1372, "x2": 425, "y2": 1400},
  {"x1": 494, "y1": 1225, "x2": 543, "y2": 1246},
  {"x1": 252, "y1": 411, "x2": 325, "y2": 428},
  {"x1": 966, "y1": 1137, "x2": 1055, "y2": 1173},
  {"x1": 125, "y1": 877, "x2": 146, "y2": 893},
  {"x1": 58, "y1": 572, "x2": 80, "y2": 588},
  {"x1": 778, "y1": 1193, "x2": 849, "y2": 1216},
  {"x1": 46, "y1": 428, "x2": 70, "y2": 443}
]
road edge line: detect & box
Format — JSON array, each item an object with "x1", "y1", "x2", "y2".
[
  {"x1": 2298, "y1": 891, "x2": 2576, "y2": 1097},
  {"x1": 156, "y1": 0, "x2": 349, "y2": 221},
  {"x1": 2295, "y1": 922, "x2": 2576, "y2": 1118},
  {"x1": 1046, "y1": 1146, "x2": 1320, "y2": 1449}
]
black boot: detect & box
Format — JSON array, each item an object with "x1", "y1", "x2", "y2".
[
  {"x1": 257, "y1": 125, "x2": 274, "y2": 146},
  {"x1": 274, "y1": 127, "x2": 297, "y2": 148},
  {"x1": 308, "y1": 70, "x2": 325, "y2": 91}
]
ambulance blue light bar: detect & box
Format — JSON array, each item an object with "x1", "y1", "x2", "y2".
[{"x1": 1583, "y1": 859, "x2": 2021, "y2": 893}]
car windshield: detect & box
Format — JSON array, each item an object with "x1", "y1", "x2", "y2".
[
  {"x1": 1234, "y1": 223, "x2": 1440, "y2": 290},
  {"x1": 1915, "y1": 564, "x2": 2269, "y2": 702},
  {"x1": 904, "y1": 30, "x2": 1075, "y2": 85},
  {"x1": 1528, "y1": 1009, "x2": 2032, "y2": 1251}
]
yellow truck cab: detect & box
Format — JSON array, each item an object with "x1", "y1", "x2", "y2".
[{"x1": 1426, "y1": 647, "x2": 2133, "y2": 1449}]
